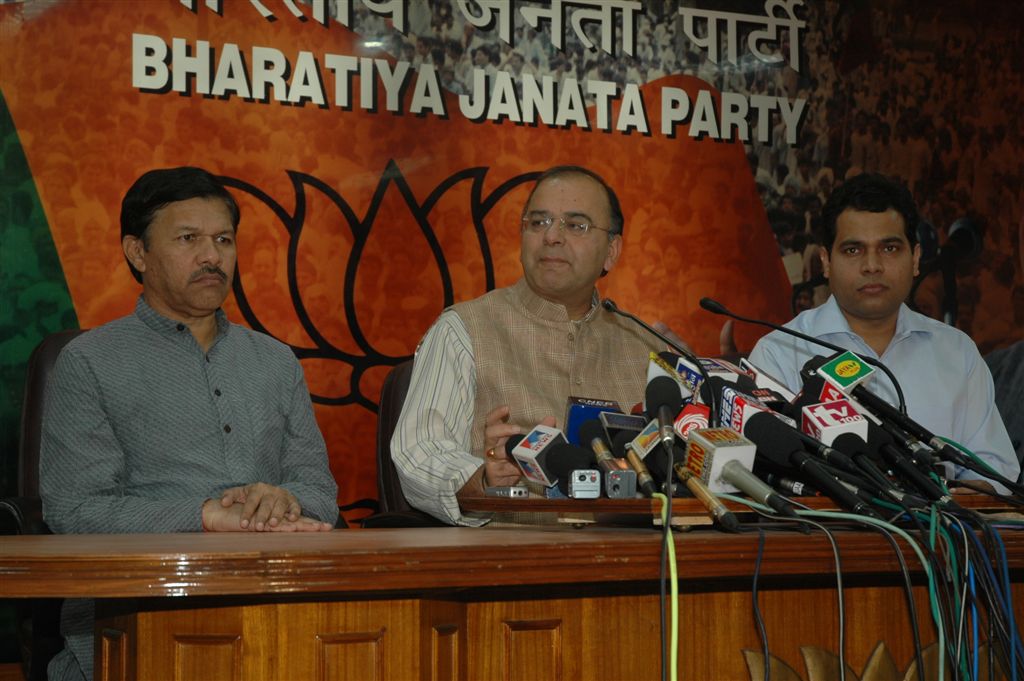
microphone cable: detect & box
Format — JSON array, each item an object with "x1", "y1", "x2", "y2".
[
  {"x1": 751, "y1": 528, "x2": 771, "y2": 681},
  {"x1": 937, "y1": 436, "x2": 1024, "y2": 501},
  {"x1": 651, "y1": 491, "x2": 679, "y2": 681},
  {"x1": 722, "y1": 496, "x2": 949, "y2": 681}
]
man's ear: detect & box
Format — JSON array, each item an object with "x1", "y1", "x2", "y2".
[
  {"x1": 819, "y1": 245, "x2": 831, "y2": 279},
  {"x1": 602, "y1": 234, "x2": 623, "y2": 275},
  {"x1": 122, "y1": 235, "x2": 147, "y2": 275},
  {"x1": 912, "y1": 242, "x2": 921, "y2": 277}
]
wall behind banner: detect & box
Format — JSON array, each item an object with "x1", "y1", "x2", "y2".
[{"x1": 0, "y1": 0, "x2": 1020, "y2": 524}]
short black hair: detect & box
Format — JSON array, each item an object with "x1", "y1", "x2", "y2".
[
  {"x1": 120, "y1": 167, "x2": 240, "y2": 283},
  {"x1": 523, "y1": 165, "x2": 624, "y2": 237},
  {"x1": 821, "y1": 172, "x2": 918, "y2": 251}
]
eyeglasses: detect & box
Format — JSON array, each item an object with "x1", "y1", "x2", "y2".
[{"x1": 521, "y1": 214, "x2": 613, "y2": 237}]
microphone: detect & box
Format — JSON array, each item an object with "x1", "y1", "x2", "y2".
[
  {"x1": 800, "y1": 399, "x2": 869, "y2": 446},
  {"x1": 716, "y1": 380, "x2": 782, "y2": 432},
  {"x1": 739, "y1": 357, "x2": 798, "y2": 402},
  {"x1": 506, "y1": 425, "x2": 566, "y2": 488},
  {"x1": 830, "y1": 432, "x2": 891, "y2": 485},
  {"x1": 672, "y1": 464, "x2": 740, "y2": 531},
  {"x1": 682, "y1": 427, "x2": 757, "y2": 494},
  {"x1": 828, "y1": 432, "x2": 933, "y2": 506},
  {"x1": 604, "y1": 298, "x2": 715, "y2": 425},
  {"x1": 626, "y1": 450, "x2": 658, "y2": 497},
  {"x1": 579, "y1": 420, "x2": 637, "y2": 499},
  {"x1": 683, "y1": 426, "x2": 800, "y2": 518},
  {"x1": 742, "y1": 412, "x2": 884, "y2": 519},
  {"x1": 611, "y1": 430, "x2": 657, "y2": 497},
  {"x1": 646, "y1": 376, "x2": 683, "y2": 448},
  {"x1": 603, "y1": 298, "x2": 696, "y2": 361},
  {"x1": 699, "y1": 297, "x2": 907, "y2": 415},
  {"x1": 674, "y1": 402, "x2": 710, "y2": 441},
  {"x1": 544, "y1": 444, "x2": 601, "y2": 499},
  {"x1": 877, "y1": 438, "x2": 953, "y2": 504},
  {"x1": 721, "y1": 459, "x2": 801, "y2": 518},
  {"x1": 765, "y1": 473, "x2": 820, "y2": 497}
]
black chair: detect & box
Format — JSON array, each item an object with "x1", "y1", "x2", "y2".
[
  {"x1": 361, "y1": 360, "x2": 446, "y2": 527},
  {"x1": 1, "y1": 328, "x2": 85, "y2": 681}
]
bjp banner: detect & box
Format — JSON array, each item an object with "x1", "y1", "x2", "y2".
[{"x1": 1, "y1": 1, "x2": 792, "y2": 520}]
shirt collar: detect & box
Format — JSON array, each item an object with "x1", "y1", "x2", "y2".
[
  {"x1": 815, "y1": 295, "x2": 933, "y2": 344},
  {"x1": 512, "y1": 278, "x2": 599, "y2": 323},
  {"x1": 134, "y1": 296, "x2": 230, "y2": 340}
]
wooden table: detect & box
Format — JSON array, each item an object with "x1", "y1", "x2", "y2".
[{"x1": 2, "y1": 521, "x2": 1022, "y2": 680}]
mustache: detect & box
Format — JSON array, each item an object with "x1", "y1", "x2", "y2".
[{"x1": 189, "y1": 265, "x2": 228, "y2": 283}]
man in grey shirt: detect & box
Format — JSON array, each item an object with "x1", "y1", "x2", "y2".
[{"x1": 40, "y1": 167, "x2": 339, "y2": 680}]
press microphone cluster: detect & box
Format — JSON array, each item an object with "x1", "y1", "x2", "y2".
[
  {"x1": 700, "y1": 296, "x2": 1023, "y2": 500},
  {"x1": 495, "y1": 294, "x2": 1017, "y2": 527}
]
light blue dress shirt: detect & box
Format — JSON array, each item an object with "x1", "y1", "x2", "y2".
[{"x1": 748, "y1": 296, "x2": 1019, "y2": 490}]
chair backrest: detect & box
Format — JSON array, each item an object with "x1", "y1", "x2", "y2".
[
  {"x1": 18, "y1": 329, "x2": 86, "y2": 498},
  {"x1": 375, "y1": 360, "x2": 415, "y2": 513}
]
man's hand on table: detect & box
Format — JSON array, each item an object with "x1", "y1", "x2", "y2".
[{"x1": 202, "y1": 499, "x2": 332, "y2": 532}]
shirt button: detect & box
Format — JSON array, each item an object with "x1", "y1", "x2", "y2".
[
  {"x1": 176, "y1": 323, "x2": 185, "y2": 331},
  {"x1": 214, "y1": 389, "x2": 222, "y2": 397},
  {"x1": 575, "y1": 378, "x2": 583, "y2": 385},
  {"x1": 568, "y1": 333, "x2": 575, "y2": 341},
  {"x1": 223, "y1": 424, "x2": 231, "y2": 433}
]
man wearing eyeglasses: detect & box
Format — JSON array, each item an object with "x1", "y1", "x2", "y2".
[{"x1": 392, "y1": 165, "x2": 667, "y2": 525}]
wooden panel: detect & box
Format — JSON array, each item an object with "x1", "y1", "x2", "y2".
[
  {"x1": 98, "y1": 628, "x2": 127, "y2": 681},
  {"x1": 422, "y1": 600, "x2": 466, "y2": 681},
  {"x1": 172, "y1": 635, "x2": 240, "y2": 681},
  {"x1": 134, "y1": 601, "x2": 243, "y2": 681},
  {"x1": 431, "y1": 624, "x2": 459, "y2": 681},
  {"x1": 470, "y1": 600, "x2": 582, "y2": 681},
  {"x1": 505, "y1": 618, "x2": 562, "y2": 681},
  {"x1": 316, "y1": 630, "x2": 384, "y2": 681}
]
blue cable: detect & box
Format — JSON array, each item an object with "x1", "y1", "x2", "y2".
[
  {"x1": 969, "y1": 563, "x2": 978, "y2": 681},
  {"x1": 992, "y1": 528, "x2": 1020, "y2": 681}
]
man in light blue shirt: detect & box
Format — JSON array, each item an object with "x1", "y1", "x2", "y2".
[{"x1": 749, "y1": 173, "x2": 1019, "y2": 492}]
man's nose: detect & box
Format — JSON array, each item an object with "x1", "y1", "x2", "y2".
[
  {"x1": 861, "y1": 250, "x2": 882, "y2": 273},
  {"x1": 542, "y1": 219, "x2": 566, "y2": 245},
  {"x1": 197, "y1": 236, "x2": 223, "y2": 264}
]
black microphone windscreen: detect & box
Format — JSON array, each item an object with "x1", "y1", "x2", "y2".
[
  {"x1": 866, "y1": 421, "x2": 894, "y2": 451},
  {"x1": 699, "y1": 297, "x2": 728, "y2": 315},
  {"x1": 646, "y1": 375, "x2": 683, "y2": 420},
  {"x1": 743, "y1": 412, "x2": 802, "y2": 467},
  {"x1": 831, "y1": 432, "x2": 869, "y2": 457},
  {"x1": 610, "y1": 430, "x2": 633, "y2": 458},
  {"x1": 545, "y1": 444, "x2": 597, "y2": 494},
  {"x1": 504, "y1": 433, "x2": 526, "y2": 457},
  {"x1": 578, "y1": 419, "x2": 607, "y2": 448}
]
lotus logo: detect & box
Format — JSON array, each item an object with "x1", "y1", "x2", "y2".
[{"x1": 219, "y1": 162, "x2": 538, "y2": 406}]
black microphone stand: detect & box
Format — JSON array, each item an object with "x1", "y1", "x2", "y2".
[{"x1": 602, "y1": 298, "x2": 715, "y2": 424}]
